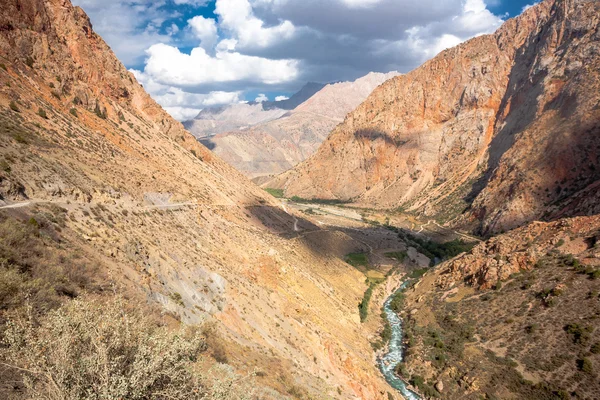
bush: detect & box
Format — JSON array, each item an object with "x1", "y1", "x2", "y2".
[
  {"x1": 1, "y1": 296, "x2": 207, "y2": 400},
  {"x1": 37, "y1": 107, "x2": 48, "y2": 119},
  {"x1": 9, "y1": 101, "x2": 19, "y2": 112},
  {"x1": 0, "y1": 63, "x2": 6, "y2": 71},
  {"x1": 577, "y1": 358, "x2": 593, "y2": 374},
  {"x1": 69, "y1": 108, "x2": 78, "y2": 117},
  {"x1": 25, "y1": 56, "x2": 34, "y2": 68},
  {"x1": 359, "y1": 284, "x2": 375, "y2": 322},
  {"x1": 565, "y1": 323, "x2": 594, "y2": 345}
]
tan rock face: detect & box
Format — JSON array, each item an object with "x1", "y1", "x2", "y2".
[
  {"x1": 0, "y1": 0, "x2": 392, "y2": 397},
  {"x1": 273, "y1": 0, "x2": 600, "y2": 235},
  {"x1": 203, "y1": 72, "x2": 400, "y2": 178}
]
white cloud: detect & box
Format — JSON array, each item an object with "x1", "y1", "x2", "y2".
[
  {"x1": 188, "y1": 16, "x2": 218, "y2": 50},
  {"x1": 275, "y1": 95, "x2": 289, "y2": 101},
  {"x1": 215, "y1": 0, "x2": 296, "y2": 49},
  {"x1": 143, "y1": 43, "x2": 298, "y2": 88},
  {"x1": 76, "y1": 0, "x2": 508, "y2": 121},
  {"x1": 131, "y1": 69, "x2": 241, "y2": 121},
  {"x1": 255, "y1": 93, "x2": 269, "y2": 102}
]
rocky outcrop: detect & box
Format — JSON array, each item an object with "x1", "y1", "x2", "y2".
[
  {"x1": 201, "y1": 72, "x2": 399, "y2": 178},
  {"x1": 272, "y1": 0, "x2": 600, "y2": 235}
]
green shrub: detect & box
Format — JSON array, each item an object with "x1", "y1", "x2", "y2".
[
  {"x1": 169, "y1": 291, "x2": 185, "y2": 307},
  {"x1": 0, "y1": 159, "x2": 10, "y2": 173},
  {"x1": 590, "y1": 342, "x2": 600, "y2": 354},
  {"x1": 37, "y1": 107, "x2": 48, "y2": 119},
  {"x1": 359, "y1": 284, "x2": 375, "y2": 322},
  {"x1": 1, "y1": 296, "x2": 207, "y2": 399},
  {"x1": 577, "y1": 358, "x2": 593, "y2": 374},
  {"x1": 69, "y1": 108, "x2": 78, "y2": 117},
  {"x1": 0, "y1": 63, "x2": 6, "y2": 71},
  {"x1": 25, "y1": 56, "x2": 34, "y2": 68},
  {"x1": 565, "y1": 323, "x2": 594, "y2": 345},
  {"x1": 9, "y1": 100, "x2": 19, "y2": 112}
]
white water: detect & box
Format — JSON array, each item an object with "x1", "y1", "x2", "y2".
[{"x1": 378, "y1": 280, "x2": 420, "y2": 400}]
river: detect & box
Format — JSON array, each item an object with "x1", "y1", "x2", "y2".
[{"x1": 378, "y1": 280, "x2": 420, "y2": 400}]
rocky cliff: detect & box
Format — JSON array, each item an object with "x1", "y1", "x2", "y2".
[
  {"x1": 203, "y1": 72, "x2": 399, "y2": 178},
  {"x1": 270, "y1": 0, "x2": 600, "y2": 235},
  {"x1": 0, "y1": 0, "x2": 392, "y2": 397}
]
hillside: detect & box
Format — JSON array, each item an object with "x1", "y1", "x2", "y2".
[
  {"x1": 269, "y1": 0, "x2": 600, "y2": 235},
  {"x1": 202, "y1": 72, "x2": 399, "y2": 178},
  {"x1": 399, "y1": 214, "x2": 600, "y2": 399},
  {"x1": 0, "y1": 0, "x2": 397, "y2": 398}
]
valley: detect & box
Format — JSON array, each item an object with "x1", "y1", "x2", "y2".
[{"x1": 1, "y1": 0, "x2": 599, "y2": 399}]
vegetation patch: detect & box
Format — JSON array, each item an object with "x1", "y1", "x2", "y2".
[
  {"x1": 263, "y1": 188, "x2": 284, "y2": 198},
  {"x1": 385, "y1": 251, "x2": 407, "y2": 262},
  {"x1": 345, "y1": 252, "x2": 369, "y2": 268}
]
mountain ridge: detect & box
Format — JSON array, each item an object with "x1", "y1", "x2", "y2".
[
  {"x1": 267, "y1": 0, "x2": 600, "y2": 235},
  {"x1": 202, "y1": 71, "x2": 400, "y2": 178}
]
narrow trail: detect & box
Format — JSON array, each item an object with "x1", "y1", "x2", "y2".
[
  {"x1": 416, "y1": 219, "x2": 481, "y2": 242},
  {"x1": 0, "y1": 201, "x2": 35, "y2": 209},
  {"x1": 281, "y1": 201, "x2": 300, "y2": 232}
]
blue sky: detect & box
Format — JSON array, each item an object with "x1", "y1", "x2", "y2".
[{"x1": 73, "y1": 0, "x2": 539, "y2": 121}]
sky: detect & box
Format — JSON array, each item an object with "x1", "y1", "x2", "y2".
[{"x1": 72, "y1": 0, "x2": 538, "y2": 121}]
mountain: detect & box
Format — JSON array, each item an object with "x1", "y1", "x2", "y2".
[
  {"x1": 0, "y1": 0, "x2": 394, "y2": 398},
  {"x1": 182, "y1": 82, "x2": 326, "y2": 138},
  {"x1": 268, "y1": 0, "x2": 600, "y2": 235},
  {"x1": 201, "y1": 72, "x2": 400, "y2": 178}
]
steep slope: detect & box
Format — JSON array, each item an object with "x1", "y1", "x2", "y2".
[
  {"x1": 271, "y1": 0, "x2": 600, "y2": 235},
  {"x1": 202, "y1": 72, "x2": 399, "y2": 178},
  {"x1": 399, "y1": 214, "x2": 600, "y2": 399},
  {"x1": 0, "y1": 0, "x2": 393, "y2": 398},
  {"x1": 183, "y1": 82, "x2": 326, "y2": 138}
]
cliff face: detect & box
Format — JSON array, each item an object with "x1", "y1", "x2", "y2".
[
  {"x1": 272, "y1": 0, "x2": 600, "y2": 235},
  {"x1": 202, "y1": 72, "x2": 400, "y2": 178},
  {"x1": 0, "y1": 0, "x2": 391, "y2": 397}
]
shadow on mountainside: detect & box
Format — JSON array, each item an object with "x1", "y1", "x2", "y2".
[
  {"x1": 462, "y1": 28, "x2": 549, "y2": 223},
  {"x1": 199, "y1": 138, "x2": 216, "y2": 150}
]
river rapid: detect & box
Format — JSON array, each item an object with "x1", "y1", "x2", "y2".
[{"x1": 378, "y1": 280, "x2": 420, "y2": 400}]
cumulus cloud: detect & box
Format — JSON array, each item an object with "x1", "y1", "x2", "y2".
[
  {"x1": 215, "y1": 0, "x2": 296, "y2": 49},
  {"x1": 275, "y1": 95, "x2": 289, "y2": 101},
  {"x1": 142, "y1": 43, "x2": 298, "y2": 89},
  {"x1": 188, "y1": 16, "x2": 218, "y2": 50},
  {"x1": 131, "y1": 69, "x2": 241, "y2": 121},
  {"x1": 76, "y1": 0, "x2": 510, "y2": 121},
  {"x1": 255, "y1": 94, "x2": 269, "y2": 102}
]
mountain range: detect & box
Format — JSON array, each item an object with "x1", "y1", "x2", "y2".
[{"x1": 191, "y1": 72, "x2": 399, "y2": 178}]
